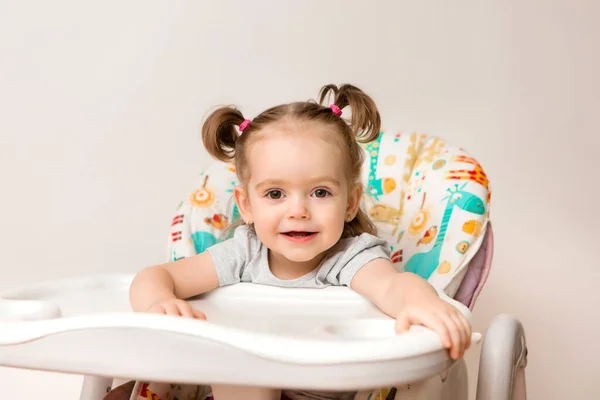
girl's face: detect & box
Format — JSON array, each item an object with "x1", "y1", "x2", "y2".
[{"x1": 234, "y1": 120, "x2": 361, "y2": 269}]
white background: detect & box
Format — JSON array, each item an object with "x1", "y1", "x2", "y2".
[{"x1": 1, "y1": 1, "x2": 598, "y2": 398}]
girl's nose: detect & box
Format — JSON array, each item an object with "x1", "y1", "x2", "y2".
[{"x1": 287, "y1": 197, "x2": 310, "y2": 220}]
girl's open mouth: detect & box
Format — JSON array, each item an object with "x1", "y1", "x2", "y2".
[{"x1": 281, "y1": 232, "x2": 317, "y2": 243}]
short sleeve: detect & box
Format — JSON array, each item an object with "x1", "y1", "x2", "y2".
[
  {"x1": 319, "y1": 233, "x2": 391, "y2": 287},
  {"x1": 206, "y1": 225, "x2": 258, "y2": 286}
]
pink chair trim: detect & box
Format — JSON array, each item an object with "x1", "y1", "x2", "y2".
[{"x1": 454, "y1": 223, "x2": 494, "y2": 310}]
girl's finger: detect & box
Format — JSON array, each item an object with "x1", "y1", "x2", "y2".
[
  {"x1": 177, "y1": 302, "x2": 195, "y2": 318},
  {"x1": 394, "y1": 311, "x2": 412, "y2": 333},
  {"x1": 410, "y1": 309, "x2": 452, "y2": 348},
  {"x1": 161, "y1": 302, "x2": 181, "y2": 316},
  {"x1": 454, "y1": 312, "x2": 472, "y2": 350},
  {"x1": 438, "y1": 313, "x2": 462, "y2": 359},
  {"x1": 155, "y1": 305, "x2": 168, "y2": 314},
  {"x1": 192, "y1": 308, "x2": 207, "y2": 320}
]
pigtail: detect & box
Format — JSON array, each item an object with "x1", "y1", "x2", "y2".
[
  {"x1": 319, "y1": 84, "x2": 381, "y2": 143},
  {"x1": 201, "y1": 106, "x2": 246, "y2": 162}
]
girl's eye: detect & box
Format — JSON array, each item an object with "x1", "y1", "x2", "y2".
[
  {"x1": 266, "y1": 190, "x2": 283, "y2": 199},
  {"x1": 312, "y1": 189, "x2": 330, "y2": 198}
]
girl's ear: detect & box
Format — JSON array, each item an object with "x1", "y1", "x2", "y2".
[
  {"x1": 234, "y1": 186, "x2": 253, "y2": 224},
  {"x1": 346, "y1": 183, "x2": 363, "y2": 220}
]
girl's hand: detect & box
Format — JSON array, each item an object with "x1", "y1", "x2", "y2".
[
  {"x1": 146, "y1": 298, "x2": 207, "y2": 320},
  {"x1": 395, "y1": 296, "x2": 472, "y2": 360},
  {"x1": 351, "y1": 261, "x2": 471, "y2": 360}
]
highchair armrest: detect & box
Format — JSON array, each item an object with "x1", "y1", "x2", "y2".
[{"x1": 476, "y1": 314, "x2": 528, "y2": 400}]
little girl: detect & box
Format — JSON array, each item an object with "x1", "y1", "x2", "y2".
[{"x1": 127, "y1": 84, "x2": 471, "y2": 400}]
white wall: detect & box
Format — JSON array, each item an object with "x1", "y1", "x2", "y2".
[{"x1": 1, "y1": 0, "x2": 598, "y2": 398}]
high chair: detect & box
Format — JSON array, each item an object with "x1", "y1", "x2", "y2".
[{"x1": 0, "y1": 131, "x2": 527, "y2": 400}]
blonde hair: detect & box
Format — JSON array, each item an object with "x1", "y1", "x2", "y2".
[{"x1": 201, "y1": 84, "x2": 381, "y2": 238}]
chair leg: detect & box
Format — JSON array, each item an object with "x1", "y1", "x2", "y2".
[
  {"x1": 79, "y1": 376, "x2": 114, "y2": 400},
  {"x1": 475, "y1": 314, "x2": 528, "y2": 400},
  {"x1": 514, "y1": 367, "x2": 527, "y2": 400}
]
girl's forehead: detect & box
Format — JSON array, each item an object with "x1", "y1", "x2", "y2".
[{"x1": 246, "y1": 128, "x2": 347, "y2": 185}]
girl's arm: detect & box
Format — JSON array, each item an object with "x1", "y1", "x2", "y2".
[
  {"x1": 351, "y1": 259, "x2": 471, "y2": 360},
  {"x1": 129, "y1": 251, "x2": 219, "y2": 315}
]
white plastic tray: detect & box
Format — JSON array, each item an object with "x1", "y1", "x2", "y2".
[{"x1": 0, "y1": 274, "x2": 480, "y2": 390}]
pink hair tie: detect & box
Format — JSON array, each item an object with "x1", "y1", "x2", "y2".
[
  {"x1": 330, "y1": 104, "x2": 342, "y2": 116},
  {"x1": 239, "y1": 119, "x2": 251, "y2": 132}
]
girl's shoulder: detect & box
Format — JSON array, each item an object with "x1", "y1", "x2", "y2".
[
  {"x1": 333, "y1": 232, "x2": 390, "y2": 256},
  {"x1": 216, "y1": 224, "x2": 262, "y2": 253}
]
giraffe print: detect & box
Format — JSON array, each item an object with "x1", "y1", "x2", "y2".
[
  {"x1": 364, "y1": 133, "x2": 397, "y2": 201},
  {"x1": 446, "y1": 155, "x2": 490, "y2": 190},
  {"x1": 414, "y1": 137, "x2": 445, "y2": 170},
  {"x1": 403, "y1": 183, "x2": 485, "y2": 280}
]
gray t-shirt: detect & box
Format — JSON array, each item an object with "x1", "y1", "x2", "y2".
[{"x1": 207, "y1": 225, "x2": 390, "y2": 288}]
